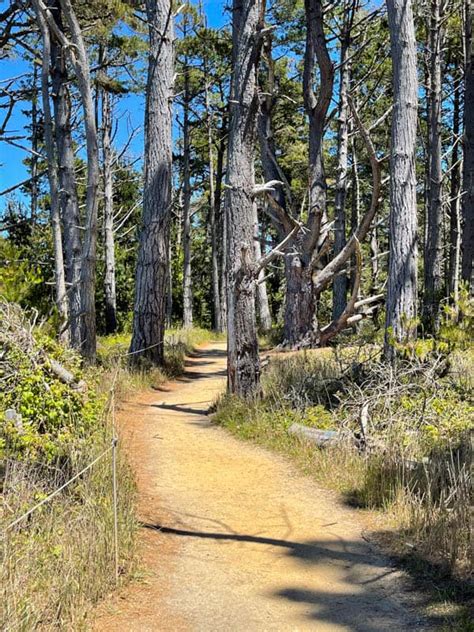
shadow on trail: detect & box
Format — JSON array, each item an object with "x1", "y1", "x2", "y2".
[
  {"x1": 176, "y1": 368, "x2": 227, "y2": 382},
  {"x1": 152, "y1": 402, "x2": 211, "y2": 416},
  {"x1": 141, "y1": 522, "x2": 427, "y2": 631}
]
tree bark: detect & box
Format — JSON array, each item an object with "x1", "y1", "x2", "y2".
[
  {"x1": 101, "y1": 83, "x2": 117, "y2": 334},
  {"x1": 253, "y1": 204, "x2": 272, "y2": 332},
  {"x1": 225, "y1": 0, "x2": 264, "y2": 396},
  {"x1": 32, "y1": 0, "x2": 68, "y2": 336},
  {"x1": 216, "y1": 111, "x2": 227, "y2": 331},
  {"x1": 423, "y1": 0, "x2": 445, "y2": 332},
  {"x1": 461, "y1": 0, "x2": 474, "y2": 292},
  {"x1": 60, "y1": 0, "x2": 100, "y2": 362},
  {"x1": 332, "y1": 7, "x2": 355, "y2": 320},
  {"x1": 207, "y1": 97, "x2": 222, "y2": 332},
  {"x1": 281, "y1": 0, "x2": 334, "y2": 347},
  {"x1": 447, "y1": 79, "x2": 461, "y2": 302},
  {"x1": 49, "y1": 0, "x2": 82, "y2": 349},
  {"x1": 30, "y1": 63, "x2": 39, "y2": 223},
  {"x1": 384, "y1": 0, "x2": 419, "y2": 359},
  {"x1": 181, "y1": 47, "x2": 193, "y2": 329},
  {"x1": 130, "y1": 0, "x2": 174, "y2": 365}
]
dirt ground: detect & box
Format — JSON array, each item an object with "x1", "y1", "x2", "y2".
[{"x1": 93, "y1": 343, "x2": 428, "y2": 631}]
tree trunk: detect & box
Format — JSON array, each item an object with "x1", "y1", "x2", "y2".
[
  {"x1": 303, "y1": 0, "x2": 333, "y2": 259},
  {"x1": 350, "y1": 127, "x2": 361, "y2": 296},
  {"x1": 423, "y1": 0, "x2": 445, "y2": 332},
  {"x1": 30, "y1": 63, "x2": 39, "y2": 223},
  {"x1": 166, "y1": 231, "x2": 173, "y2": 327},
  {"x1": 462, "y1": 0, "x2": 474, "y2": 292},
  {"x1": 182, "y1": 51, "x2": 193, "y2": 329},
  {"x1": 253, "y1": 204, "x2": 272, "y2": 332},
  {"x1": 32, "y1": 0, "x2": 68, "y2": 335},
  {"x1": 130, "y1": 0, "x2": 174, "y2": 365},
  {"x1": 60, "y1": 0, "x2": 100, "y2": 362},
  {"x1": 49, "y1": 0, "x2": 82, "y2": 348},
  {"x1": 384, "y1": 0, "x2": 419, "y2": 359},
  {"x1": 280, "y1": 0, "x2": 334, "y2": 348},
  {"x1": 225, "y1": 0, "x2": 264, "y2": 396},
  {"x1": 206, "y1": 89, "x2": 222, "y2": 331},
  {"x1": 102, "y1": 84, "x2": 117, "y2": 334},
  {"x1": 216, "y1": 112, "x2": 227, "y2": 331},
  {"x1": 447, "y1": 80, "x2": 461, "y2": 302},
  {"x1": 332, "y1": 36, "x2": 351, "y2": 320},
  {"x1": 283, "y1": 252, "x2": 317, "y2": 347}
]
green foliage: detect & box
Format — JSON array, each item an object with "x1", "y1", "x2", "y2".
[
  {"x1": 440, "y1": 284, "x2": 474, "y2": 351},
  {"x1": 0, "y1": 307, "x2": 105, "y2": 463}
]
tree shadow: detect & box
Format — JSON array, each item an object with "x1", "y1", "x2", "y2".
[
  {"x1": 151, "y1": 401, "x2": 211, "y2": 416},
  {"x1": 141, "y1": 522, "x2": 432, "y2": 630},
  {"x1": 176, "y1": 368, "x2": 227, "y2": 382}
]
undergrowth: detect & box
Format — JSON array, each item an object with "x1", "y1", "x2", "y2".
[{"x1": 0, "y1": 303, "x2": 137, "y2": 629}]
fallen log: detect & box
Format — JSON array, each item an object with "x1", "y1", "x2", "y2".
[
  {"x1": 288, "y1": 423, "x2": 341, "y2": 447},
  {"x1": 46, "y1": 357, "x2": 87, "y2": 392}
]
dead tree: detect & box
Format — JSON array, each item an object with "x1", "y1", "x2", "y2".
[
  {"x1": 384, "y1": 0, "x2": 419, "y2": 359},
  {"x1": 129, "y1": 0, "x2": 174, "y2": 365},
  {"x1": 31, "y1": 0, "x2": 68, "y2": 335},
  {"x1": 461, "y1": 0, "x2": 474, "y2": 292}
]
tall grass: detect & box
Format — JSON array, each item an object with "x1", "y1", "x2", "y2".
[{"x1": 0, "y1": 432, "x2": 136, "y2": 630}]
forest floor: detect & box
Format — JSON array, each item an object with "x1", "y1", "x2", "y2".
[{"x1": 92, "y1": 342, "x2": 430, "y2": 631}]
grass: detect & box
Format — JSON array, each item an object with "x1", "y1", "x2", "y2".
[
  {"x1": 213, "y1": 344, "x2": 474, "y2": 630},
  {"x1": 1, "y1": 440, "x2": 136, "y2": 630}
]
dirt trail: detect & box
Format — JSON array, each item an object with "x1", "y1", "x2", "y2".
[{"x1": 93, "y1": 343, "x2": 426, "y2": 631}]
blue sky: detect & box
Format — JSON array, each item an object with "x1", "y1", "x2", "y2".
[{"x1": 0, "y1": 0, "x2": 229, "y2": 214}]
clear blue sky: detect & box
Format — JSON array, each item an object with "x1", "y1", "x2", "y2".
[{"x1": 0, "y1": 0, "x2": 228, "y2": 214}]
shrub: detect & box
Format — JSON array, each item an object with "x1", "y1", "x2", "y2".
[{"x1": 0, "y1": 302, "x2": 136, "y2": 628}]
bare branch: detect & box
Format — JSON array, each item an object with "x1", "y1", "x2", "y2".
[{"x1": 319, "y1": 238, "x2": 362, "y2": 345}]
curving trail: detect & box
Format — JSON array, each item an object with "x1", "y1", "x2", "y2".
[{"x1": 93, "y1": 343, "x2": 427, "y2": 631}]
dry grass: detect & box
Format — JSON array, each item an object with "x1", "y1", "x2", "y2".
[{"x1": 0, "y1": 438, "x2": 136, "y2": 630}]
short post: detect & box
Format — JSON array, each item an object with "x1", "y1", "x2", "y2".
[
  {"x1": 111, "y1": 389, "x2": 119, "y2": 584},
  {"x1": 112, "y1": 437, "x2": 119, "y2": 583}
]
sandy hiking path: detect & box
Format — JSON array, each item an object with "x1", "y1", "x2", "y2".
[{"x1": 93, "y1": 342, "x2": 427, "y2": 631}]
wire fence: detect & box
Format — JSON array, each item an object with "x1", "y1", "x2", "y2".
[{"x1": 1, "y1": 338, "x2": 166, "y2": 586}]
